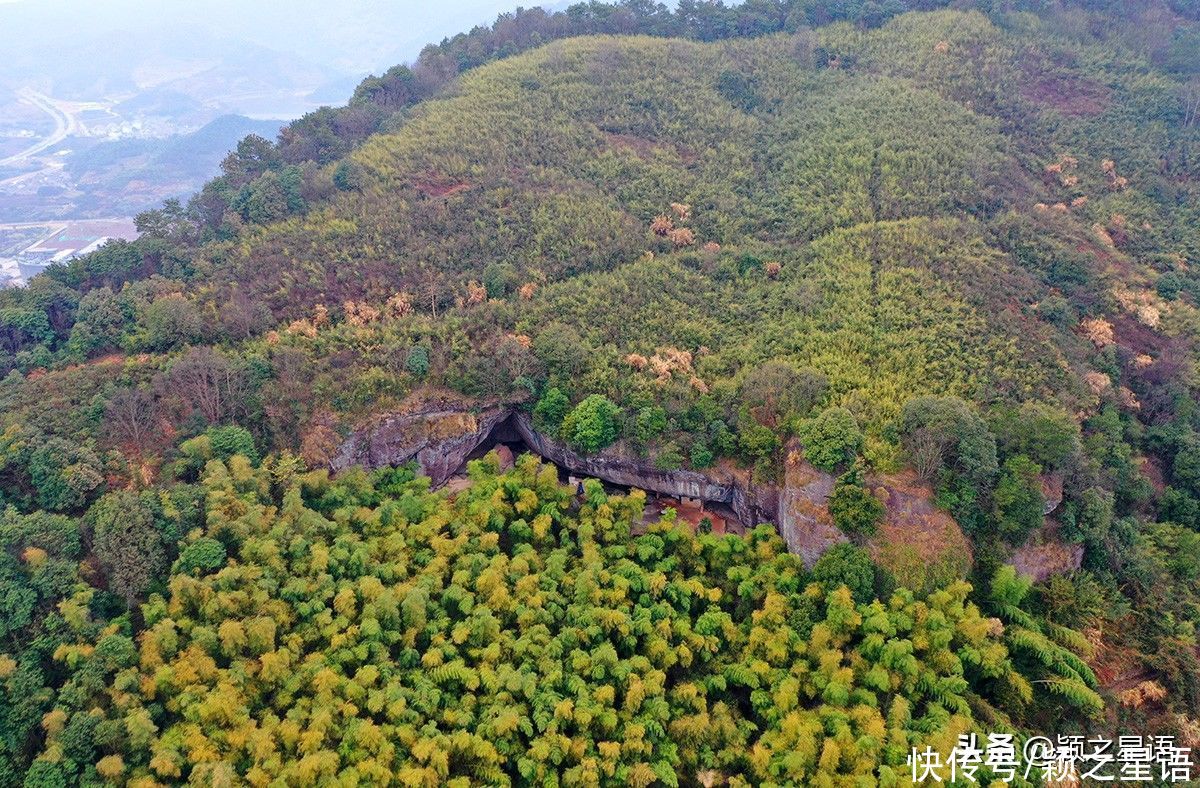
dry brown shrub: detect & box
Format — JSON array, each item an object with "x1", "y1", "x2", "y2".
[
  {"x1": 286, "y1": 319, "x2": 317, "y2": 338},
  {"x1": 650, "y1": 214, "x2": 674, "y2": 236},
  {"x1": 1085, "y1": 371, "x2": 1112, "y2": 394},
  {"x1": 670, "y1": 202, "x2": 691, "y2": 220},
  {"x1": 386, "y1": 291, "x2": 414, "y2": 318},
  {"x1": 465, "y1": 280, "x2": 487, "y2": 306},
  {"x1": 1136, "y1": 305, "x2": 1160, "y2": 328},
  {"x1": 344, "y1": 301, "x2": 381, "y2": 327},
  {"x1": 518, "y1": 282, "x2": 538, "y2": 300},
  {"x1": 301, "y1": 412, "x2": 341, "y2": 470},
  {"x1": 669, "y1": 227, "x2": 695, "y2": 247},
  {"x1": 1118, "y1": 681, "x2": 1168, "y2": 708},
  {"x1": 648, "y1": 355, "x2": 673, "y2": 381},
  {"x1": 646, "y1": 346, "x2": 694, "y2": 382},
  {"x1": 312, "y1": 304, "x2": 330, "y2": 328},
  {"x1": 765, "y1": 261, "x2": 782, "y2": 278}
]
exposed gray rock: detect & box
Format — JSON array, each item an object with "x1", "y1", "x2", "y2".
[
  {"x1": 513, "y1": 413, "x2": 739, "y2": 501},
  {"x1": 333, "y1": 406, "x2": 782, "y2": 527},
  {"x1": 513, "y1": 413, "x2": 784, "y2": 526},
  {"x1": 1011, "y1": 521, "x2": 1084, "y2": 582},
  {"x1": 1041, "y1": 473, "x2": 1064, "y2": 515},
  {"x1": 775, "y1": 455, "x2": 844, "y2": 568},
  {"x1": 332, "y1": 404, "x2": 1078, "y2": 582},
  {"x1": 332, "y1": 405, "x2": 510, "y2": 487}
]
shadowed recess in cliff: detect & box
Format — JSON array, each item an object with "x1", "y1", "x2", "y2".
[{"x1": 332, "y1": 405, "x2": 772, "y2": 528}]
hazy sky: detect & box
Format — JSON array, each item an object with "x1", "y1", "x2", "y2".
[{"x1": 0, "y1": 0, "x2": 548, "y2": 92}]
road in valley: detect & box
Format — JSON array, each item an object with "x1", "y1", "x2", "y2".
[{"x1": 0, "y1": 89, "x2": 73, "y2": 168}]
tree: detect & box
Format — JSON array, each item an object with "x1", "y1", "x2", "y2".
[
  {"x1": 67, "y1": 287, "x2": 128, "y2": 358},
  {"x1": 163, "y1": 347, "x2": 248, "y2": 425},
  {"x1": 631, "y1": 405, "x2": 668, "y2": 446},
  {"x1": 140, "y1": 293, "x2": 204, "y2": 351},
  {"x1": 220, "y1": 134, "x2": 279, "y2": 182},
  {"x1": 1157, "y1": 271, "x2": 1185, "y2": 301},
  {"x1": 987, "y1": 565, "x2": 1103, "y2": 717},
  {"x1": 900, "y1": 396, "x2": 997, "y2": 486},
  {"x1": 482, "y1": 262, "x2": 519, "y2": 298},
  {"x1": 994, "y1": 455, "x2": 1045, "y2": 543},
  {"x1": 533, "y1": 387, "x2": 570, "y2": 432},
  {"x1": 206, "y1": 425, "x2": 259, "y2": 464},
  {"x1": 332, "y1": 160, "x2": 365, "y2": 191},
  {"x1": 796, "y1": 407, "x2": 862, "y2": 472},
  {"x1": 235, "y1": 173, "x2": 289, "y2": 224},
  {"x1": 27, "y1": 438, "x2": 104, "y2": 512},
  {"x1": 689, "y1": 441, "x2": 714, "y2": 469},
  {"x1": 22, "y1": 277, "x2": 78, "y2": 340},
  {"x1": 88, "y1": 491, "x2": 169, "y2": 606},
  {"x1": 1171, "y1": 433, "x2": 1200, "y2": 497},
  {"x1": 175, "y1": 538, "x2": 227, "y2": 575},
  {"x1": 990, "y1": 402, "x2": 1079, "y2": 469},
  {"x1": 405, "y1": 346, "x2": 431, "y2": 378},
  {"x1": 828, "y1": 473, "x2": 885, "y2": 537},
  {"x1": 103, "y1": 388, "x2": 160, "y2": 460},
  {"x1": 812, "y1": 543, "x2": 875, "y2": 604},
  {"x1": 218, "y1": 289, "x2": 273, "y2": 340},
  {"x1": 560, "y1": 394, "x2": 620, "y2": 453},
  {"x1": 904, "y1": 425, "x2": 946, "y2": 482},
  {"x1": 1182, "y1": 76, "x2": 1200, "y2": 128},
  {"x1": 0, "y1": 308, "x2": 51, "y2": 354},
  {"x1": 531, "y1": 323, "x2": 589, "y2": 392},
  {"x1": 740, "y1": 361, "x2": 827, "y2": 428}
]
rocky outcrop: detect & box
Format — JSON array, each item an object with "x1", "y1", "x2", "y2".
[
  {"x1": 331, "y1": 403, "x2": 1072, "y2": 583},
  {"x1": 1041, "y1": 473, "x2": 1064, "y2": 515},
  {"x1": 776, "y1": 456, "x2": 844, "y2": 567},
  {"x1": 1011, "y1": 522, "x2": 1084, "y2": 582},
  {"x1": 512, "y1": 414, "x2": 779, "y2": 524},
  {"x1": 869, "y1": 473, "x2": 973, "y2": 592},
  {"x1": 514, "y1": 412, "x2": 731, "y2": 499},
  {"x1": 333, "y1": 406, "x2": 783, "y2": 527},
  {"x1": 332, "y1": 405, "x2": 510, "y2": 487}
]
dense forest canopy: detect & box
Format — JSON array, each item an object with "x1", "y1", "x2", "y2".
[{"x1": 3, "y1": 0, "x2": 1200, "y2": 784}]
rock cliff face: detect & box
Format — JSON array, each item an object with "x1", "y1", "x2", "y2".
[
  {"x1": 332, "y1": 404, "x2": 1074, "y2": 582},
  {"x1": 512, "y1": 414, "x2": 727, "y2": 496},
  {"x1": 332, "y1": 405, "x2": 510, "y2": 487},
  {"x1": 332, "y1": 406, "x2": 783, "y2": 526},
  {"x1": 775, "y1": 456, "x2": 844, "y2": 567},
  {"x1": 511, "y1": 414, "x2": 780, "y2": 525}
]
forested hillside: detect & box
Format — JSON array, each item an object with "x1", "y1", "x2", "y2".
[{"x1": 3, "y1": 0, "x2": 1200, "y2": 784}]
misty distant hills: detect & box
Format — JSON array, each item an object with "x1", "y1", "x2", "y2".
[
  {"x1": 0, "y1": 0, "x2": 535, "y2": 221},
  {"x1": 3, "y1": 114, "x2": 283, "y2": 219}
]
